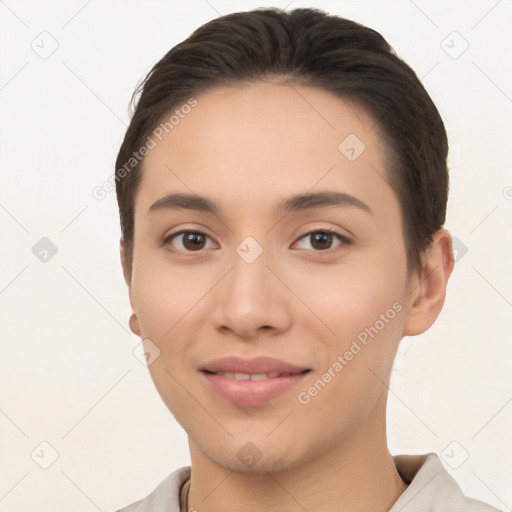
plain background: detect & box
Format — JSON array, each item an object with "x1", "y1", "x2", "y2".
[{"x1": 0, "y1": 1, "x2": 511, "y2": 511}]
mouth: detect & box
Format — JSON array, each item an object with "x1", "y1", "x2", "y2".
[
  {"x1": 202, "y1": 370, "x2": 310, "y2": 380},
  {"x1": 199, "y1": 356, "x2": 311, "y2": 406}
]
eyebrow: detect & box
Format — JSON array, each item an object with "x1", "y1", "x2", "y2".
[{"x1": 148, "y1": 191, "x2": 372, "y2": 217}]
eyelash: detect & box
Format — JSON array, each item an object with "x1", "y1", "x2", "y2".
[{"x1": 161, "y1": 228, "x2": 351, "y2": 255}]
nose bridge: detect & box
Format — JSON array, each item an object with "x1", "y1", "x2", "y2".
[
  {"x1": 228, "y1": 240, "x2": 275, "y2": 311},
  {"x1": 211, "y1": 237, "x2": 291, "y2": 336}
]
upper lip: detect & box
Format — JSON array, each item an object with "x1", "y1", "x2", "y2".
[{"x1": 201, "y1": 356, "x2": 310, "y2": 375}]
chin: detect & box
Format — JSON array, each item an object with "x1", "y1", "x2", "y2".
[
  {"x1": 216, "y1": 452, "x2": 301, "y2": 475},
  {"x1": 194, "y1": 435, "x2": 308, "y2": 475}
]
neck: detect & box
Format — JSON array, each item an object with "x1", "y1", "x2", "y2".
[{"x1": 185, "y1": 399, "x2": 408, "y2": 512}]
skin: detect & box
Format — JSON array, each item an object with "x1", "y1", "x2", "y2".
[{"x1": 120, "y1": 81, "x2": 454, "y2": 512}]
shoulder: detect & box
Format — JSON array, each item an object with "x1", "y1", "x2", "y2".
[
  {"x1": 391, "y1": 453, "x2": 503, "y2": 512},
  {"x1": 113, "y1": 466, "x2": 191, "y2": 512}
]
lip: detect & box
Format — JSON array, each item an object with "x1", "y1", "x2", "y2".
[
  {"x1": 201, "y1": 355, "x2": 309, "y2": 375},
  {"x1": 200, "y1": 356, "x2": 311, "y2": 407}
]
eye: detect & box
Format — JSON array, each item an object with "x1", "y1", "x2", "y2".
[
  {"x1": 293, "y1": 230, "x2": 350, "y2": 252},
  {"x1": 163, "y1": 230, "x2": 216, "y2": 252},
  {"x1": 162, "y1": 229, "x2": 350, "y2": 254}
]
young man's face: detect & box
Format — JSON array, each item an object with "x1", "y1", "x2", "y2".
[{"x1": 124, "y1": 82, "x2": 429, "y2": 473}]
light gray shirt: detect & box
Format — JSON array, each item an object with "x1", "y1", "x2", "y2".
[{"x1": 115, "y1": 452, "x2": 502, "y2": 511}]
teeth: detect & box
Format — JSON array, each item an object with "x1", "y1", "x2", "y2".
[
  {"x1": 216, "y1": 372, "x2": 282, "y2": 380},
  {"x1": 251, "y1": 373, "x2": 269, "y2": 380}
]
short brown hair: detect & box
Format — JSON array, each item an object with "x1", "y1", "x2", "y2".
[{"x1": 115, "y1": 7, "x2": 449, "y2": 275}]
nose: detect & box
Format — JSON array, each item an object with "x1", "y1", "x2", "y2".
[{"x1": 210, "y1": 248, "x2": 293, "y2": 340}]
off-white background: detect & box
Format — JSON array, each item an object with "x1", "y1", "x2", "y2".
[{"x1": 0, "y1": 1, "x2": 511, "y2": 511}]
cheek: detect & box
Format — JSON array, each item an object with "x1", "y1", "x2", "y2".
[
  {"x1": 285, "y1": 253, "x2": 407, "y2": 341},
  {"x1": 287, "y1": 250, "x2": 407, "y2": 398},
  {"x1": 130, "y1": 247, "x2": 211, "y2": 339},
  {"x1": 291, "y1": 265, "x2": 406, "y2": 440},
  {"x1": 129, "y1": 258, "x2": 205, "y2": 415}
]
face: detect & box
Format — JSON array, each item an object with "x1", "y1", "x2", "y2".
[{"x1": 125, "y1": 81, "x2": 417, "y2": 473}]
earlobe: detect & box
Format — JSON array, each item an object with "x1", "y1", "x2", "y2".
[
  {"x1": 129, "y1": 312, "x2": 141, "y2": 337},
  {"x1": 403, "y1": 229, "x2": 455, "y2": 336}
]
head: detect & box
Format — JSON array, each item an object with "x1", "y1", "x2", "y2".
[{"x1": 116, "y1": 8, "x2": 453, "y2": 473}]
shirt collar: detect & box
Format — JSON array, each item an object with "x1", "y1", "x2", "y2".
[
  {"x1": 391, "y1": 452, "x2": 478, "y2": 511},
  {"x1": 132, "y1": 452, "x2": 494, "y2": 512}
]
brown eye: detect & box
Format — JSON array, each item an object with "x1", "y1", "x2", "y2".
[
  {"x1": 182, "y1": 232, "x2": 206, "y2": 250},
  {"x1": 164, "y1": 231, "x2": 215, "y2": 252},
  {"x1": 294, "y1": 230, "x2": 349, "y2": 252},
  {"x1": 310, "y1": 232, "x2": 333, "y2": 250}
]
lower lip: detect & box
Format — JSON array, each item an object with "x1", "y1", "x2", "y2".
[{"x1": 201, "y1": 371, "x2": 309, "y2": 406}]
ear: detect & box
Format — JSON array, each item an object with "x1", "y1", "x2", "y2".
[
  {"x1": 120, "y1": 238, "x2": 141, "y2": 337},
  {"x1": 120, "y1": 237, "x2": 131, "y2": 286},
  {"x1": 403, "y1": 229, "x2": 455, "y2": 336}
]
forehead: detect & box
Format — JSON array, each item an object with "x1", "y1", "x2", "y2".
[{"x1": 135, "y1": 81, "x2": 397, "y2": 221}]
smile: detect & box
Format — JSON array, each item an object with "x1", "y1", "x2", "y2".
[
  {"x1": 209, "y1": 371, "x2": 298, "y2": 380},
  {"x1": 199, "y1": 355, "x2": 311, "y2": 406}
]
